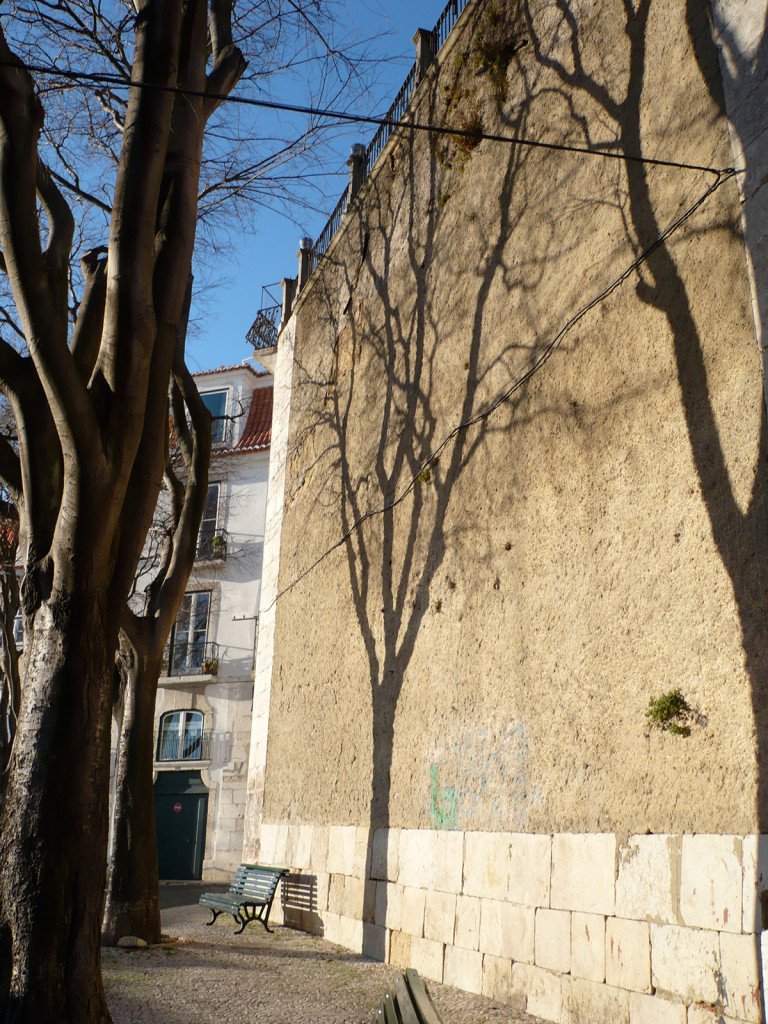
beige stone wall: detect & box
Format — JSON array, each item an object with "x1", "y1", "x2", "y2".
[
  {"x1": 262, "y1": 0, "x2": 766, "y2": 838},
  {"x1": 262, "y1": 823, "x2": 766, "y2": 1023}
]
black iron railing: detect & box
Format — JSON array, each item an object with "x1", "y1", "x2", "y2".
[
  {"x1": 246, "y1": 304, "x2": 281, "y2": 351},
  {"x1": 434, "y1": 0, "x2": 462, "y2": 50},
  {"x1": 309, "y1": 187, "x2": 349, "y2": 275},
  {"x1": 162, "y1": 640, "x2": 219, "y2": 678},
  {"x1": 308, "y1": 0, "x2": 471, "y2": 274},
  {"x1": 363, "y1": 62, "x2": 419, "y2": 179},
  {"x1": 156, "y1": 729, "x2": 212, "y2": 762},
  {"x1": 197, "y1": 527, "x2": 228, "y2": 562}
]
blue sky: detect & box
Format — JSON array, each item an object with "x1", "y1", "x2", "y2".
[{"x1": 187, "y1": 0, "x2": 443, "y2": 372}]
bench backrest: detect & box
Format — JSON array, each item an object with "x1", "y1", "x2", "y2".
[{"x1": 229, "y1": 864, "x2": 287, "y2": 901}]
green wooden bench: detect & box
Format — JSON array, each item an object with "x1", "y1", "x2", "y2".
[
  {"x1": 371, "y1": 969, "x2": 445, "y2": 1024},
  {"x1": 199, "y1": 863, "x2": 288, "y2": 934}
]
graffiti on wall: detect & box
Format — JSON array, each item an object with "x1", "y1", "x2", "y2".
[{"x1": 430, "y1": 724, "x2": 527, "y2": 830}]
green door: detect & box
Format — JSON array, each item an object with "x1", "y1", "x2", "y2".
[{"x1": 154, "y1": 771, "x2": 208, "y2": 880}]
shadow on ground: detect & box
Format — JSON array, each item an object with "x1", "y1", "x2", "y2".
[{"x1": 103, "y1": 883, "x2": 545, "y2": 1024}]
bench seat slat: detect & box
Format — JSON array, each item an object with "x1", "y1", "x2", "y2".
[
  {"x1": 371, "y1": 972, "x2": 445, "y2": 1024},
  {"x1": 393, "y1": 974, "x2": 421, "y2": 1024},
  {"x1": 404, "y1": 970, "x2": 444, "y2": 1024}
]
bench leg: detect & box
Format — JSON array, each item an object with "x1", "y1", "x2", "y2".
[
  {"x1": 260, "y1": 894, "x2": 277, "y2": 933},
  {"x1": 205, "y1": 908, "x2": 222, "y2": 927},
  {"x1": 234, "y1": 907, "x2": 252, "y2": 935},
  {"x1": 233, "y1": 904, "x2": 275, "y2": 935}
]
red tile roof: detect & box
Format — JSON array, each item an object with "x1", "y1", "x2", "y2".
[
  {"x1": 234, "y1": 386, "x2": 273, "y2": 452},
  {"x1": 194, "y1": 362, "x2": 267, "y2": 379}
]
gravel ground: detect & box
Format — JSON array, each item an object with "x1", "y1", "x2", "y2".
[{"x1": 103, "y1": 883, "x2": 546, "y2": 1024}]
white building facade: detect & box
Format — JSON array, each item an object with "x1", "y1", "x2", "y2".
[{"x1": 152, "y1": 362, "x2": 273, "y2": 881}]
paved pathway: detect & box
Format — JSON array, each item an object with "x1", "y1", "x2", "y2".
[{"x1": 103, "y1": 883, "x2": 546, "y2": 1024}]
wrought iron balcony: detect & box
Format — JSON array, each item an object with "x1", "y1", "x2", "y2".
[
  {"x1": 156, "y1": 729, "x2": 212, "y2": 762},
  {"x1": 246, "y1": 304, "x2": 281, "y2": 351},
  {"x1": 161, "y1": 640, "x2": 219, "y2": 678},
  {"x1": 197, "y1": 528, "x2": 228, "y2": 562}
]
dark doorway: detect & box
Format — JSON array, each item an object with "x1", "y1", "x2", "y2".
[{"x1": 154, "y1": 770, "x2": 208, "y2": 880}]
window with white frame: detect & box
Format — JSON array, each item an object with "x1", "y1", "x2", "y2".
[
  {"x1": 200, "y1": 390, "x2": 228, "y2": 445},
  {"x1": 156, "y1": 709, "x2": 205, "y2": 761},
  {"x1": 165, "y1": 591, "x2": 213, "y2": 676},
  {"x1": 197, "y1": 483, "x2": 223, "y2": 560}
]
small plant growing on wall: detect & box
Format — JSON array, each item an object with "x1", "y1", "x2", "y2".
[
  {"x1": 645, "y1": 689, "x2": 693, "y2": 737},
  {"x1": 472, "y1": 0, "x2": 527, "y2": 99},
  {"x1": 456, "y1": 107, "x2": 484, "y2": 158}
]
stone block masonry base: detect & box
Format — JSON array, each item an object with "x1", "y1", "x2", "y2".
[{"x1": 258, "y1": 825, "x2": 767, "y2": 1024}]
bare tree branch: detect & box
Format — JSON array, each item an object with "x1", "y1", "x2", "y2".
[
  {"x1": 97, "y1": 1, "x2": 183, "y2": 434},
  {"x1": 70, "y1": 247, "x2": 107, "y2": 383},
  {"x1": 36, "y1": 158, "x2": 75, "y2": 325},
  {"x1": 50, "y1": 168, "x2": 113, "y2": 216},
  {"x1": 0, "y1": 28, "x2": 97, "y2": 464}
]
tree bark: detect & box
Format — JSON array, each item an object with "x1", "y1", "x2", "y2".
[
  {"x1": 102, "y1": 641, "x2": 163, "y2": 947},
  {"x1": 102, "y1": 352, "x2": 211, "y2": 946},
  {"x1": 0, "y1": 593, "x2": 115, "y2": 1024},
  {"x1": 0, "y1": 513, "x2": 19, "y2": 808},
  {"x1": 0, "y1": 3, "x2": 240, "y2": 1016}
]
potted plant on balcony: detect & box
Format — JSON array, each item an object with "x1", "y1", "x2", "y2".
[
  {"x1": 202, "y1": 657, "x2": 218, "y2": 676},
  {"x1": 211, "y1": 534, "x2": 226, "y2": 558}
]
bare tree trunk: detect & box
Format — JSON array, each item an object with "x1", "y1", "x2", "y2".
[
  {"x1": 0, "y1": 3, "x2": 241, "y2": 1015},
  {"x1": 0, "y1": 594, "x2": 115, "y2": 1024},
  {"x1": 0, "y1": 530, "x2": 19, "y2": 810},
  {"x1": 102, "y1": 643, "x2": 163, "y2": 946},
  {"x1": 103, "y1": 350, "x2": 211, "y2": 946}
]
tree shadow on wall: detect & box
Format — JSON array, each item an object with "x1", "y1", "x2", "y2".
[
  {"x1": 687, "y1": 0, "x2": 768, "y2": 346},
  {"x1": 524, "y1": 0, "x2": 768, "y2": 800},
  {"x1": 287, "y1": 0, "x2": 638, "y2": 954},
  {"x1": 284, "y1": 0, "x2": 767, "y2": 983},
  {"x1": 519, "y1": 0, "x2": 768, "y2": 1015}
]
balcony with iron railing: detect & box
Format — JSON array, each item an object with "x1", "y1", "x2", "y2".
[
  {"x1": 246, "y1": 304, "x2": 281, "y2": 351},
  {"x1": 196, "y1": 527, "x2": 228, "y2": 563},
  {"x1": 155, "y1": 729, "x2": 212, "y2": 763},
  {"x1": 161, "y1": 640, "x2": 219, "y2": 680}
]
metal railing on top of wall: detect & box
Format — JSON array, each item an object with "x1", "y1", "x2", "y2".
[
  {"x1": 308, "y1": 0, "x2": 471, "y2": 275},
  {"x1": 309, "y1": 187, "x2": 349, "y2": 276}
]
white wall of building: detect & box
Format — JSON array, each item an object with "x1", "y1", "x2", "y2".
[{"x1": 154, "y1": 363, "x2": 273, "y2": 879}]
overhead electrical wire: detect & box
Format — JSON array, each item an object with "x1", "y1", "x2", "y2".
[
  {"x1": 0, "y1": 57, "x2": 744, "y2": 604},
  {"x1": 0, "y1": 57, "x2": 739, "y2": 178}
]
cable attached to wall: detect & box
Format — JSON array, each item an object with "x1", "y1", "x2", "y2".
[
  {"x1": 0, "y1": 62, "x2": 739, "y2": 607},
  {"x1": 263, "y1": 167, "x2": 736, "y2": 612},
  {"x1": 0, "y1": 58, "x2": 739, "y2": 179}
]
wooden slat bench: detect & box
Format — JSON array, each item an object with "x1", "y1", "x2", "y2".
[
  {"x1": 199, "y1": 863, "x2": 288, "y2": 935},
  {"x1": 371, "y1": 969, "x2": 445, "y2": 1024}
]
